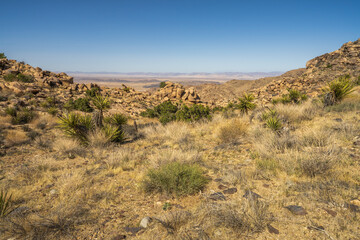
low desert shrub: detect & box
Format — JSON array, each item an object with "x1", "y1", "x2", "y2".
[
  {"x1": 297, "y1": 149, "x2": 336, "y2": 178},
  {"x1": 16, "y1": 73, "x2": 34, "y2": 83},
  {"x1": 143, "y1": 162, "x2": 208, "y2": 196},
  {"x1": 85, "y1": 87, "x2": 101, "y2": 97},
  {"x1": 141, "y1": 101, "x2": 211, "y2": 125},
  {"x1": 273, "y1": 89, "x2": 307, "y2": 104},
  {"x1": 0, "y1": 53, "x2": 6, "y2": 59},
  {"x1": 47, "y1": 107, "x2": 58, "y2": 116},
  {"x1": 66, "y1": 98, "x2": 93, "y2": 112},
  {"x1": 3, "y1": 73, "x2": 17, "y2": 82},
  {"x1": 175, "y1": 104, "x2": 211, "y2": 122},
  {"x1": 159, "y1": 81, "x2": 167, "y2": 88},
  {"x1": 6, "y1": 107, "x2": 36, "y2": 125},
  {"x1": 217, "y1": 119, "x2": 248, "y2": 144}
]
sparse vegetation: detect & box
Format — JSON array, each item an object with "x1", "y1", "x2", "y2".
[
  {"x1": 85, "y1": 87, "x2": 101, "y2": 97},
  {"x1": 0, "y1": 53, "x2": 6, "y2": 59},
  {"x1": 141, "y1": 101, "x2": 211, "y2": 125},
  {"x1": 272, "y1": 89, "x2": 308, "y2": 104},
  {"x1": 143, "y1": 162, "x2": 208, "y2": 196},
  {"x1": 64, "y1": 98, "x2": 93, "y2": 112},
  {"x1": 5, "y1": 107, "x2": 36, "y2": 125},
  {"x1": 160, "y1": 81, "x2": 167, "y2": 88}
]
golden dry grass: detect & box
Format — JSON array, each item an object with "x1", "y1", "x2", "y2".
[{"x1": 1, "y1": 92, "x2": 360, "y2": 239}]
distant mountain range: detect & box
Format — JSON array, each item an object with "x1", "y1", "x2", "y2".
[{"x1": 67, "y1": 71, "x2": 284, "y2": 81}]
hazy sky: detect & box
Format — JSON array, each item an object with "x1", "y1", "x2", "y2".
[{"x1": 1, "y1": 0, "x2": 359, "y2": 73}]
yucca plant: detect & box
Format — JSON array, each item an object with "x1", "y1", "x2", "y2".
[
  {"x1": 105, "y1": 113, "x2": 128, "y2": 127},
  {"x1": 236, "y1": 93, "x2": 256, "y2": 115},
  {"x1": 261, "y1": 108, "x2": 277, "y2": 121},
  {"x1": 266, "y1": 117, "x2": 282, "y2": 132},
  {"x1": 58, "y1": 113, "x2": 93, "y2": 145},
  {"x1": 0, "y1": 190, "x2": 13, "y2": 217},
  {"x1": 92, "y1": 95, "x2": 111, "y2": 127},
  {"x1": 102, "y1": 124, "x2": 126, "y2": 143},
  {"x1": 323, "y1": 76, "x2": 355, "y2": 106}
]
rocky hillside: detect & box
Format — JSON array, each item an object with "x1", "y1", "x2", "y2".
[
  {"x1": 195, "y1": 38, "x2": 360, "y2": 105},
  {"x1": 0, "y1": 59, "x2": 201, "y2": 116}
]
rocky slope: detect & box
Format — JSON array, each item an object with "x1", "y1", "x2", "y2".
[
  {"x1": 0, "y1": 59, "x2": 201, "y2": 116},
  {"x1": 195, "y1": 38, "x2": 360, "y2": 105}
]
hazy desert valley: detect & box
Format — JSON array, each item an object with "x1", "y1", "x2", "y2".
[{"x1": 0, "y1": 38, "x2": 360, "y2": 240}]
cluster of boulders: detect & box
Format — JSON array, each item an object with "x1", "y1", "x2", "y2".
[
  {"x1": 0, "y1": 59, "x2": 74, "y2": 87},
  {"x1": 0, "y1": 57, "x2": 205, "y2": 116},
  {"x1": 152, "y1": 82, "x2": 201, "y2": 103}
]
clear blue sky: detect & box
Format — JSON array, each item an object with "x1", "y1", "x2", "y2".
[{"x1": 0, "y1": 0, "x2": 359, "y2": 73}]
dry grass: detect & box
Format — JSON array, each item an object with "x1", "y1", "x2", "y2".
[
  {"x1": 215, "y1": 118, "x2": 248, "y2": 144},
  {"x1": 273, "y1": 100, "x2": 319, "y2": 123},
  {"x1": 1, "y1": 93, "x2": 360, "y2": 239},
  {"x1": 4, "y1": 129, "x2": 28, "y2": 147}
]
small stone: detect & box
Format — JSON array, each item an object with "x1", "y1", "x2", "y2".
[
  {"x1": 49, "y1": 189, "x2": 57, "y2": 195},
  {"x1": 267, "y1": 224, "x2": 279, "y2": 234},
  {"x1": 223, "y1": 188, "x2": 238, "y2": 195},
  {"x1": 209, "y1": 192, "x2": 226, "y2": 201},
  {"x1": 112, "y1": 235, "x2": 126, "y2": 240},
  {"x1": 123, "y1": 226, "x2": 142, "y2": 235},
  {"x1": 139, "y1": 217, "x2": 152, "y2": 228},
  {"x1": 284, "y1": 205, "x2": 307, "y2": 215},
  {"x1": 243, "y1": 190, "x2": 261, "y2": 199},
  {"x1": 218, "y1": 184, "x2": 227, "y2": 190},
  {"x1": 334, "y1": 118, "x2": 343, "y2": 122},
  {"x1": 345, "y1": 203, "x2": 360, "y2": 212},
  {"x1": 322, "y1": 208, "x2": 337, "y2": 217}
]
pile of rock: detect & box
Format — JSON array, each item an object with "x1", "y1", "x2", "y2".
[
  {"x1": 152, "y1": 82, "x2": 201, "y2": 103},
  {"x1": 0, "y1": 59, "x2": 73, "y2": 87}
]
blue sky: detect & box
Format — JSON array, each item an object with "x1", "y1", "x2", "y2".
[{"x1": 0, "y1": 0, "x2": 359, "y2": 73}]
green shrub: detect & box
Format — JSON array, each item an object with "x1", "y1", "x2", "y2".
[
  {"x1": 141, "y1": 101, "x2": 178, "y2": 124},
  {"x1": 143, "y1": 162, "x2": 208, "y2": 196},
  {"x1": 64, "y1": 98, "x2": 93, "y2": 112},
  {"x1": 0, "y1": 53, "x2": 6, "y2": 59},
  {"x1": 86, "y1": 87, "x2": 101, "y2": 97},
  {"x1": 6, "y1": 107, "x2": 36, "y2": 125},
  {"x1": 159, "y1": 82, "x2": 167, "y2": 88},
  {"x1": 3, "y1": 73, "x2": 17, "y2": 82},
  {"x1": 141, "y1": 101, "x2": 211, "y2": 125},
  {"x1": 323, "y1": 75, "x2": 355, "y2": 106},
  {"x1": 236, "y1": 93, "x2": 256, "y2": 114},
  {"x1": 176, "y1": 104, "x2": 211, "y2": 122},
  {"x1": 47, "y1": 107, "x2": 58, "y2": 116},
  {"x1": 0, "y1": 190, "x2": 13, "y2": 217},
  {"x1": 266, "y1": 117, "x2": 282, "y2": 132},
  {"x1": 16, "y1": 73, "x2": 34, "y2": 83},
  {"x1": 273, "y1": 89, "x2": 307, "y2": 105},
  {"x1": 5, "y1": 107, "x2": 17, "y2": 117}
]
